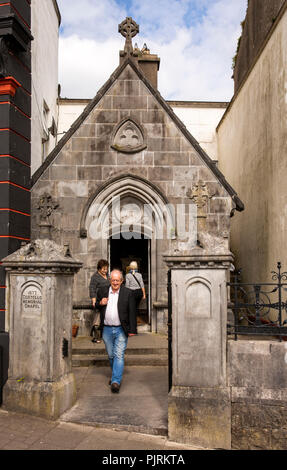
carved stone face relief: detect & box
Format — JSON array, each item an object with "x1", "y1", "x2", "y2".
[{"x1": 111, "y1": 119, "x2": 147, "y2": 153}]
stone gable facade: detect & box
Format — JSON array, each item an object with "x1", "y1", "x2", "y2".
[{"x1": 31, "y1": 58, "x2": 243, "y2": 332}]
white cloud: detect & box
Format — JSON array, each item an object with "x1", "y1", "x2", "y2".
[
  {"x1": 58, "y1": 0, "x2": 248, "y2": 101},
  {"x1": 59, "y1": 35, "x2": 122, "y2": 98},
  {"x1": 58, "y1": 0, "x2": 126, "y2": 40}
]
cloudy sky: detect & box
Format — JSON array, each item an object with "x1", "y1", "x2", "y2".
[{"x1": 57, "y1": 0, "x2": 248, "y2": 101}]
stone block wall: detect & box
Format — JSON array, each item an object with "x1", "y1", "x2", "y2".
[
  {"x1": 31, "y1": 63, "x2": 232, "y2": 317},
  {"x1": 234, "y1": 0, "x2": 286, "y2": 92},
  {"x1": 228, "y1": 339, "x2": 287, "y2": 449}
]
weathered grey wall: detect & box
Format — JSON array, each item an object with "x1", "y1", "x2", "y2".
[
  {"x1": 233, "y1": 0, "x2": 286, "y2": 92},
  {"x1": 228, "y1": 339, "x2": 287, "y2": 450},
  {"x1": 167, "y1": 259, "x2": 233, "y2": 450},
  {"x1": 31, "y1": 63, "x2": 232, "y2": 325},
  {"x1": 217, "y1": 8, "x2": 287, "y2": 284}
]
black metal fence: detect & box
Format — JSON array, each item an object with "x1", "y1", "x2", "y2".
[{"x1": 228, "y1": 262, "x2": 287, "y2": 341}]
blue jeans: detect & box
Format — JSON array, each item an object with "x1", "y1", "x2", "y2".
[{"x1": 102, "y1": 326, "x2": 128, "y2": 385}]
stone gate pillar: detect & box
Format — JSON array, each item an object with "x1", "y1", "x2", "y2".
[
  {"x1": 2, "y1": 239, "x2": 82, "y2": 420},
  {"x1": 164, "y1": 250, "x2": 233, "y2": 450}
]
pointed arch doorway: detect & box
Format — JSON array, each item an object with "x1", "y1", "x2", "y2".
[
  {"x1": 109, "y1": 231, "x2": 151, "y2": 327},
  {"x1": 81, "y1": 174, "x2": 175, "y2": 333}
]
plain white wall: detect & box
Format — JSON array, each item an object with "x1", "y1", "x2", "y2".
[
  {"x1": 57, "y1": 99, "x2": 227, "y2": 162},
  {"x1": 31, "y1": 0, "x2": 60, "y2": 174}
]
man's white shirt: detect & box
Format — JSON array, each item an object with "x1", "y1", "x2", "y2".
[{"x1": 104, "y1": 287, "x2": 121, "y2": 326}]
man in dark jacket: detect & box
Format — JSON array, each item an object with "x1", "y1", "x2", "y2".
[{"x1": 96, "y1": 269, "x2": 136, "y2": 393}]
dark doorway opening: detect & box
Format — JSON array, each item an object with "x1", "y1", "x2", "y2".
[{"x1": 110, "y1": 233, "x2": 150, "y2": 326}]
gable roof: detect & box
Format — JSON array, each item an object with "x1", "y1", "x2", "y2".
[{"x1": 31, "y1": 57, "x2": 244, "y2": 212}]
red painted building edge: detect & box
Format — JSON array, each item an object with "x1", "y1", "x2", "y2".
[
  {"x1": 0, "y1": 236, "x2": 30, "y2": 241},
  {"x1": 0, "y1": 77, "x2": 21, "y2": 97},
  {"x1": 0, "y1": 155, "x2": 30, "y2": 168},
  {"x1": 0, "y1": 0, "x2": 31, "y2": 326},
  {"x1": 0, "y1": 208, "x2": 30, "y2": 216},
  {"x1": 0, "y1": 2, "x2": 31, "y2": 30},
  {"x1": 0, "y1": 181, "x2": 30, "y2": 192},
  {"x1": 9, "y1": 50, "x2": 31, "y2": 75},
  {"x1": 0, "y1": 101, "x2": 31, "y2": 120},
  {"x1": 0, "y1": 128, "x2": 30, "y2": 143}
]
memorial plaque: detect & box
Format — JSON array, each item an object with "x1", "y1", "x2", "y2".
[{"x1": 21, "y1": 284, "x2": 42, "y2": 316}]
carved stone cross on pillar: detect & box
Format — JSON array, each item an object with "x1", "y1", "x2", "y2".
[
  {"x1": 36, "y1": 193, "x2": 59, "y2": 239},
  {"x1": 119, "y1": 17, "x2": 139, "y2": 55},
  {"x1": 187, "y1": 181, "x2": 211, "y2": 218},
  {"x1": 187, "y1": 180, "x2": 214, "y2": 231}
]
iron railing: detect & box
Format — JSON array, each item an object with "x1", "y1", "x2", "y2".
[{"x1": 228, "y1": 262, "x2": 287, "y2": 341}]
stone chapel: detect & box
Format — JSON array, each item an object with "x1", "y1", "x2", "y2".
[
  {"x1": 30, "y1": 17, "x2": 243, "y2": 335},
  {"x1": 3, "y1": 8, "x2": 287, "y2": 451}
]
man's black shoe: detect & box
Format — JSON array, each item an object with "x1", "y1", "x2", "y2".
[{"x1": 111, "y1": 382, "x2": 120, "y2": 393}]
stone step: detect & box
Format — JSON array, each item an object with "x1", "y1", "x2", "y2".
[
  {"x1": 72, "y1": 346, "x2": 168, "y2": 356},
  {"x1": 72, "y1": 353, "x2": 168, "y2": 368},
  {"x1": 72, "y1": 333, "x2": 169, "y2": 367}
]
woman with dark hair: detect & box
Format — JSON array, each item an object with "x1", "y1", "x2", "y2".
[{"x1": 89, "y1": 259, "x2": 110, "y2": 343}]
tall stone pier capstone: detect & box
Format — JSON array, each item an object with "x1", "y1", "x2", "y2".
[
  {"x1": 2, "y1": 239, "x2": 82, "y2": 420},
  {"x1": 164, "y1": 248, "x2": 233, "y2": 449}
]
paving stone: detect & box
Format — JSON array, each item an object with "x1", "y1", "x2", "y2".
[
  {"x1": 29, "y1": 442, "x2": 64, "y2": 451},
  {"x1": 75, "y1": 436, "x2": 129, "y2": 450},
  {"x1": 0, "y1": 340, "x2": 205, "y2": 451},
  {"x1": 119, "y1": 440, "x2": 166, "y2": 451},
  {"x1": 90, "y1": 428, "x2": 130, "y2": 440},
  {"x1": 127, "y1": 432, "x2": 167, "y2": 445},
  {"x1": 61, "y1": 365, "x2": 168, "y2": 436},
  {"x1": 0, "y1": 435, "x2": 11, "y2": 448},
  {"x1": 29, "y1": 424, "x2": 91, "y2": 450},
  {"x1": 2, "y1": 441, "x2": 30, "y2": 450},
  {"x1": 0, "y1": 409, "x2": 206, "y2": 450},
  {"x1": 75, "y1": 428, "x2": 130, "y2": 450},
  {"x1": 164, "y1": 440, "x2": 205, "y2": 450}
]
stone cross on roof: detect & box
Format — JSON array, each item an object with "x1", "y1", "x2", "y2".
[{"x1": 119, "y1": 17, "x2": 139, "y2": 55}]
